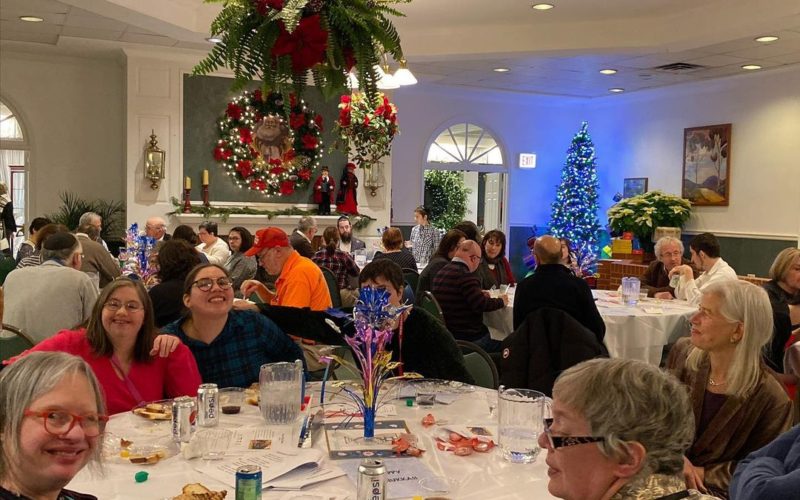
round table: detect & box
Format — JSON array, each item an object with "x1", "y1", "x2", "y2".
[
  {"x1": 68, "y1": 382, "x2": 556, "y2": 499},
  {"x1": 484, "y1": 289, "x2": 696, "y2": 366}
]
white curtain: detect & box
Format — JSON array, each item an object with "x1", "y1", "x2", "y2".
[{"x1": 0, "y1": 149, "x2": 25, "y2": 187}]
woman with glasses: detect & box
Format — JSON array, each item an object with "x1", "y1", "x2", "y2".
[
  {"x1": 0, "y1": 352, "x2": 107, "y2": 500},
  {"x1": 666, "y1": 280, "x2": 793, "y2": 498},
  {"x1": 4, "y1": 278, "x2": 201, "y2": 415},
  {"x1": 161, "y1": 264, "x2": 304, "y2": 388},
  {"x1": 542, "y1": 358, "x2": 717, "y2": 500}
]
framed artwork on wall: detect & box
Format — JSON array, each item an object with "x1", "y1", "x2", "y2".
[
  {"x1": 623, "y1": 177, "x2": 648, "y2": 198},
  {"x1": 682, "y1": 123, "x2": 731, "y2": 206}
]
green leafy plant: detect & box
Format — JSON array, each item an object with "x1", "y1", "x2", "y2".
[
  {"x1": 607, "y1": 190, "x2": 692, "y2": 246},
  {"x1": 193, "y1": 0, "x2": 410, "y2": 103},
  {"x1": 46, "y1": 192, "x2": 126, "y2": 241},
  {"x1": 424, "y1": 170, "x2": 471, "y2": 230}
]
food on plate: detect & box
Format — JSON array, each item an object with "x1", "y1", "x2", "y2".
[
  {"x1": 133, "y1": 402, "x2": 172, "y2": 420},
  {"x1": 173, "y1": 483, "x2": 228, "y2": 500},
  {"x1": 244, "y1": 383, "x2": 259, "y2": 406},
  {"x1": 120, "y1": 438, "x2": 133, "y2": 448},
  {"x1": 128, "y1": 449, "x2": 166, "y2": 465}
]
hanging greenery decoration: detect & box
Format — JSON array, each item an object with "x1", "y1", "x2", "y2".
[
  {"x1": 424, "y1": 170, "x2": 471, "y2": 230},
  {"x1": 193, "y1": 0, "x2": 411, "y2": 102},
  {"x1": 333, "y1": 91, "x2": 398, "y2": 168},
  {"x1": 214, "y1": 89, "x2": 321, "y2": 197}
]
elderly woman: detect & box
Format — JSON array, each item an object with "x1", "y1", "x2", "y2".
[
  {"x1": 224, "y1": 226, "x2": 257, "y2": 297},
  {"x1": 0, "y1": 352, "x2": 107, "y2": 500},
  {"x1": 416, "y1": 229, "x2": 465, "y2": 297},
  {"x1": 6, "y1": 278, "x2": 201, "y2": 415},
  {"x1": 762, "y1": 247, "x2": 800, "y2": 373},
  {"x1": 542, "y1": 358, "x2": 716, "y2": 500},
  {"x1": 409, "y1": 206, "x2": 441, "y2": 265},
  {"x1": 373, "y1": 227, "x2": 417, "y2": 270},
  {"x1": 478, "y1": 229, "x2": 515, "y2": 289},
  {"x1": 666, "y1": 280, "x2": 793, "y2": 498},
  {"x1": 643, "y1": 236, "x2": 697, "y2": 298},
  {"x1": 149, "y1": 240, "x2": 202, "y2": 327},
  {"x1": 161, "y1": 263, "x2": 304, "y2": 388},
  {"x1": 312, "y1": 226, "x2": 360, "y2": 307}
]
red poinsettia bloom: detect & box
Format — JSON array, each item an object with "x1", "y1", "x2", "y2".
[
  {"x1": 301, "y1": 133, "x2": 318, "y2": 150},
  {"x1": 363, "y1": 115, "x2": 370, "y2": 126},
  {"x1": 313, "y1": 114, "x2": 323, "y2": 131},
  {"x1": 282, "y1": 149, "x2": 296, "y2": 162},
  {"x1": 270, "y1": 166, "x2": 286, "y2": 176},
  {"x1": 289, "y1": 113, "x2": 306, "y2": 130},
  {"x1": 340, "y1": 95, "x2": 351, "y2": 105},
  {"x1": 254, "y1": 0, "x2": 282, "y2": 16},
  {"x1": 213, "y1": 145, "x2": 232, "y2": 161},
  {"x1": 249, "y1": 146, "x2": 260, "y2": 158},
  {"x1": 236, "y1": 160, "x2": 253, "y2": 178},
  {"x1": 338, "y1": 109, "x2": 351, "y2": 127},
  {"x1": 271, "y1": 16, "x2": 328, "y2": 73},
  {"x1": 297, "y1": 168, "x2": 312, "y2": 181},
  {"x1": 268, "y1": 158, "x2": 282, "y2": 166},
  {"x1": 226, "y1": 103, "x2": 243, "y2": 121},
  {"x1": 280, "y1": 180, "x2": 295, "y2": 196},
  {"x1": 239, "y1": 127, "x2": 253, "y2": 144},
  {"x1": 250, "y1": 179, "x2": 267, "y2": 191}
]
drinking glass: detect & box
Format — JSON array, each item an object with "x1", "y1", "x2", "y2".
[
  {"x1": 259, "y1": 360, "x2": 303, "y2": 425},
  {"x1": 354, "y1": 249, "x2": 367, "y2": 268},
  {"x1": 497, "y1": 386, "x2": 549, "y2": 463},
  {"x1": 197, "y1": 429, "x2": 232, "y2": 460},
  {"x1": 219, "y1": 387, "x2": 244, "y2": 415}
]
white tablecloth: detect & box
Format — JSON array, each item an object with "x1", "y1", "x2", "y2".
[
  {"x1": 68, "y1": 383, "x2": 555, "y2": 499},
  {"x1": 484, "y1": 289, "x2": 696, "y2": 366}
]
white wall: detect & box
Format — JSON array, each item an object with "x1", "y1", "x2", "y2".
[
  {"x1": 586, "y1": 65, "x2": 800, "y2": 241},
  {"x1": 0, "y1": 49, "x2": 124, "y2": 219}
]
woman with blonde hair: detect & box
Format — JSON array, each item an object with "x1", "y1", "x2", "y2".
[
  {"x1": 666, "y1": 280, "x2": 793, "y2": 498},
  {"x1": 763, "y1": 247, "x2": 800, "y2": 376}
]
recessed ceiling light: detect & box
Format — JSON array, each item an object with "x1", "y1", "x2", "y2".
[
  {"x1": 599, "y1": 69, "x2": 617, "y2": 75},
  {"x1": 206, "y1": 36, "x2": 223, "y2": 43},
  {"x1": 493, "y1": 67, "x2": 510, "y2": 73},
  {"x1": 741, "y1": 64, "x2": 762, "y2": 70},
  {"x1": 19, "y1": 15, "x2": 44, "y2": 22},
  {"x1": 754, "y1": 35, "x2": 779, "y2": 43},
  {"x1": 609, "y1": 88, "x2": 625, "y2": 93},
  {"x1": 531, "y1": 3, "x2": 555, "y2": 10}
]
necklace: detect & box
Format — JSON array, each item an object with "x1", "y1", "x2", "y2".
[{"x1": 708, "y1": 377, "x2": 727, "y2": 386}]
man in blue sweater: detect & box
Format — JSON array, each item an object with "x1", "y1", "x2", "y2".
[{"x1": 729, "y1": 424, "x2": 800, "y2": 499}]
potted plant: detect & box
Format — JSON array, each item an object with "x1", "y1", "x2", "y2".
[{"x1": 606, "y1": 191, "x2": 692, "y2": 254}]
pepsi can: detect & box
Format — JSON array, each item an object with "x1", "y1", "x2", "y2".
[
  {"x1": 357, "y1": 459, "x2": 386, "y2": 500},
  {"x1": 171, "y1": 396, "x2": 196, "y2": 443},
  {"x1": 197, "y1": 383, "x2": 219, "y2": 427}
]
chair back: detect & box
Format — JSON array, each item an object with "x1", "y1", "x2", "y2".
[
  {"x1": 320, "y1": 266, "x2": 342, "y2": 308},
  {"x1": 1, "y1": 323, "x2": 35, "y2": 361},
  {"x1": 419, "y1": 291, "x2": 445, "y2": 323},
  {"x1": 457, "y1": 340, "x2": 499, "y2": 389},
  {"x1": 402, "y1": 268, "x2": 419, "y2": 293}
]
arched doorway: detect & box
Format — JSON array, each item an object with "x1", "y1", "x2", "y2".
[
  {"x1": 424, "y1": 122, "x2": 507, "y2": 235},
  {"x1": 1, "y1": 99, "x2": 30, "y2": 252}
]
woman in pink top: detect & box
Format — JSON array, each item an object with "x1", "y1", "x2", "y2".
[{"x1": 8, "y1": 277, "x2": 202, "y2": 414}]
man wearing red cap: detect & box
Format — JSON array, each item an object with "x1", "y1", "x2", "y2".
[{"x1": 241, "y1": 227, "x2": 332, "y2": 311}]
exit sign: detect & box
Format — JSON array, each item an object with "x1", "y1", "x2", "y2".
[{"x1": 519, "y1": 153, "x2": 537, "y2": 169}]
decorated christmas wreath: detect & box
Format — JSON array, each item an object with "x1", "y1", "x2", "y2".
[{"x1": 213, "y1": 90, "x2": 322, "y2": 197}]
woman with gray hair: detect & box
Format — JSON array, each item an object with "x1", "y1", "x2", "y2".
[
  {"x1": 0, "y1": 352, "x2": 107, "y2": 499},
  {"x1": 666, "y1": 280, "x2": 793, "y2": 498},
  {"x1": 642, "y1": 236, "x2": 697, "y2": 298},
  {"x1": 541, "y1": 357, "x2": 717, "y2": 499}
]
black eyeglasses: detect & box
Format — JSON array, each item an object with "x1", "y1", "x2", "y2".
[
  {"x1": 192, "y1": 277, "x2": 234, "y2": 292},
  {"x1": 24, "y1": 409, "x2": 109, "y2": 437},
  {"x1": 542, "y1": 418, "x2": 605, "y2": 450}
]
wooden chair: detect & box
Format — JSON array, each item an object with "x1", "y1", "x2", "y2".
[
  {"x1": 320, "y1": 266, "x2": 343, "y2": 308},
  {"x1": 457, "y1": 340, "x2": 499, "y2": 389},
  {"x1": 419, "y1": 291, "x2": 445, "y2": 324},
  {"x1": 1, "y1": 323, "x2": 35, "y2": 362}
]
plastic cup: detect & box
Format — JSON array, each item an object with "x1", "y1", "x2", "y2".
[
  {"x1": 219, "y1": 387, "x2": 244, "y2": 415},
  {"x1": 198, "y1": 429, "x2": 232, "y2": 460}
]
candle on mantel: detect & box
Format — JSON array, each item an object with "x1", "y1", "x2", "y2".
[
  {"x1": 184, "y1": 176, "x2": 191, "y2": 190},
  {"x1": 202, "y1": 169, "x2": 209, "y2": 186}
]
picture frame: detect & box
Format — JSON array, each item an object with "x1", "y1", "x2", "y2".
[
  {"x1": 623, "y1": 177, "x2": 648, "y2": 198},
  {"x1": 682, "y1": 124, "x2": 731, "y2": 206}
]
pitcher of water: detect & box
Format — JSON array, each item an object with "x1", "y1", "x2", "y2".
[
  {"x1": 259, "y1": 360, "x2": 303, "y2": 425},
  {"x1": 621, "y1": 277, "x2": 641, "y2": 306},
  {"x1": 498, "y1": 386, "x2": 550, "y2": 463}
]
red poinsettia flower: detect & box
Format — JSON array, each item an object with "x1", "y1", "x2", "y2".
[
  {"x1": 271, "y1": 15, "x2": 328, "y2": 73},
  {"x1": 363, "y1": 115, "x2": 370, "y2": 126},
  {"x1": 340, "y1": 95, "x2": 351, "y2": 104},
  {"x1": 254, "y1": 0, "x2": 282, "y2": 16},
  {"x1": 249, "y1": 146, "x2": 260, "y2": 158},
  {"x1": 297, "y1": 168, "x2": 312, "y2": 181},
  {"x1": 236, "y1": 160, "x2": 253, "y2": 178},
  {"x1": 301, "y1": 133, "x2": 318, "y2": 150},
  {"x1": 253, "y1": 89, "x2": 263, "y2": 102},
  {"x1": 289, "y1": 112, "x2": 306, "y2": 130},
  {"x1": 270, "y1": 166, "x2": 286, "y2": 176},
  {"x1": 239, "y1": 127, "x2": 253, "y2": 144},
  {"x1": 280, "y1": 180, "x2": 295, "y2": 195},
  {"x1": 213, "y1": 145, "x2": 232, "y2": 161},
  {"x1": 250, "y1": 179, "x2": 267, "y2": 191},
  {"x1": 282, "y1": 149, "x2": 296, "y2": 162},
  {"x1": 313, "y1": 114, "x2": 323, "y2": 131},
  {"x1": 226, "y1": 103, "x2": 243, "y2": 121},
  {"x1": 268, "y1": 158, "x2": 282, "y2": 166}
]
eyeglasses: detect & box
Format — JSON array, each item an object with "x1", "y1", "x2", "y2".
[
  {"x1": 24, "y1": 409, "x2": 109, "y2": 437},
  {"x1": 192, "y1": 277, "x2": 234, "y2": 292},
  {"x1": 661, "y1": 251, "x2": 682, "y2": 258},
  {"x1": 104, "y1": 300, "x2": 144, "y2": 312},
  {"x1": 542, "y1": 418, "x2": 605, "y2": 450}
]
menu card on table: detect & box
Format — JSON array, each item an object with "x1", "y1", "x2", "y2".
[{"x1": 324, "y1": 419, "x2": 411, "y2": 460}]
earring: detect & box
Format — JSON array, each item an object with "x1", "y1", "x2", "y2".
[{"x1": 730, "y1": 337, "x2": 739, "y2": 344}]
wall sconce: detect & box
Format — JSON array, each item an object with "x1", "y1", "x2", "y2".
[
  {"x1": 363, "y1": 161, "x2": 385, "y2": 196},
  {"x1": 144, "y1": 130, "x2": 166, "y2": 190}
]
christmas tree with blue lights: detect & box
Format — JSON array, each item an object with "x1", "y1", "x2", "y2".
[{"x1": 549, "y1": 121, "x2": 601, "y2": 274}]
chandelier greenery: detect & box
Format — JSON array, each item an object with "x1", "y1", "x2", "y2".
[{"x1": 193, "y1": 0, "x2": 410, "y2": 102}]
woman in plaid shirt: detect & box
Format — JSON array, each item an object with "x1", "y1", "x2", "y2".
[{"x1": 312, "y1": 227, "x2": 360, "y2": 307}]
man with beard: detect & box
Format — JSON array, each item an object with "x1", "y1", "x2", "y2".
[{"x1": 336, "y1": 216, "x2": 365, "y2": 254}]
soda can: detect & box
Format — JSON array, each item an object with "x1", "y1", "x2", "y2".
[
  {"x1": 171, "y1": 396, "x2": 196, "y2": 443},
  {"x1": 357, "y1": 458, "x2": 386, "y2": 500},
  {"x1": 235, "y1": 465, "x2": 262, "y2": 500},
  {"x1": 197, "y1": 383, "x2": 219, "y2": 427}
]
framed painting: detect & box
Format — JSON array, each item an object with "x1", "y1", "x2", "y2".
[
  {"x1": 623, "y1": 177, "x2": 648, "y2": 198},
  {"x1": 682, "y1": 124, "x2": 731, "y2": 206}
]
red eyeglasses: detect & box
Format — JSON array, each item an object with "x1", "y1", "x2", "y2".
[{"x1": 24, "y1": 409, "x2": 109, "y2": 437}]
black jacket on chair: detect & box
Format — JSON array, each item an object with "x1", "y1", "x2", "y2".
[{"x1": 500, "y1": 307, "x2": 609, "y2": 396}]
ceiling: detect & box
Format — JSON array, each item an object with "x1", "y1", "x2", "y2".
[{"x1": 1, "y1": 0, "x2": 799, "y2": 98}]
